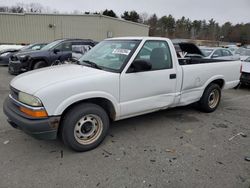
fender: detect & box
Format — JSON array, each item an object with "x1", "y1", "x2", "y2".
[
  {"x1": 178, "y1": 75, "x2": 225, "y2": 106},
  {"x1": 196, "y1": 75, "x2": 225, "y2": 99},
  {"x1": 28, "y1": 57, "x2": 49, "y2": 70},
  {"x1": 203, "y1": 75, "x2": 225, "y2": 89},
  {"x1": 54, "y1": 91, "x2": 120, "y2": 118}
]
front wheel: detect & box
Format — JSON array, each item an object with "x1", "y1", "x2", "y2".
[
  {"x1": 33, "y1": 61, "x2": 47, "y2": 70},
  {"x1": 198, "y1": 84, "x2": 221, "y2": 113},
  {"x1": 61, "y1": 103, "x2": 109, "y2": 152}
]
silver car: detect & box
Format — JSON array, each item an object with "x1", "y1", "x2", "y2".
[
  {"x1": 235, "y1": 47, "x2": 250, "y2": 61},
  {"x1": 201, "y1": 47, "x2": 240, "y2": 60}
]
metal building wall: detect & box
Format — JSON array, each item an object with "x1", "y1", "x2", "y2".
[
  {"x1": 0, "y1": 13, "x2": 149, "y2": 44},
  {"x1": 100, "y1": 16, "x2": 149, "y2": 39}
]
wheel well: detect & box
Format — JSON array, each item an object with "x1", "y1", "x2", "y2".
[
  {"x1": 210, "y1": 79, "x2": 224, "y2": 89},
  {"x1": 61, "y1": 98, "x2": 116, "y2": 121},
  {"x1": 30, "y1": 59, "x2": 47, "y2": 69}
]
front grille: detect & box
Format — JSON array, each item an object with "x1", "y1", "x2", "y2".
[
  {"x1": 241, "y1": 72, "x2": 250, "y2": 79},
  {"x1": 10, "y1": 87, "x2": 19, "y2": 100}
]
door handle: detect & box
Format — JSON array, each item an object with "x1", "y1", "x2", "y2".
[{"x1": 170, "y1": 74, "x2": 176, "y2": 79}]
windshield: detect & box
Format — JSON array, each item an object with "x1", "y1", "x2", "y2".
[
  {"x1": 41, "y1": 40, "x2": 63, "y2": 50},
  {"x1": 228, "y1": 47, "x2": 238, "y2": 53},
  {"x1": 201, "y1": 49, "x2": 214, "y2": 57},
  {"x1": 20, "y1": 44, "x2": 33, "y2": 51},
  {"x1": 245, "y1": 57, "x2": 250, "y2": 62},
  {"x1": 79, "y1": 40, "x2": 140, "y2": 71}
]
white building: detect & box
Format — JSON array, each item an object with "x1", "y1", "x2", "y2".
[{"x1": 0, "y1": 13, "x2": 149, "y2": 44}]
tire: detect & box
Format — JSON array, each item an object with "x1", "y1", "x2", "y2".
[
  {"x1": 61, "y1": 103, "x2": 109, "y2": 152},
  {"x1": 198, "y1": 84, "x2": 221, "y2": 113},
  {"x1": 33, "y1": 61, "x2": 47, "y2": 70}
]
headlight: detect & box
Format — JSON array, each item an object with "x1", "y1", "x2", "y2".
[
  {"x1": 0, "y1": 52, "x2": 10, "y2": 57},
  {"x1": 18, "y1": 92, "x2": 42, "y2": 107}
]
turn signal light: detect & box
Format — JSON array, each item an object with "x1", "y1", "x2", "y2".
[{"x1": 20, "y1": 107, "x2": 48, "y2": 118}]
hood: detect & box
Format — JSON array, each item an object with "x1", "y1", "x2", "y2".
[
  {"x1": 0, "y1": 49, "x2": 20, "y2": 54},
  {"x1": 178, "y1": 43, "x2": 204, "y2": 56},
  {"x1": 10, "y1": 64, "x2": 108, "y2": 94},
  {"x1": 20, "y1": 49, "x2": 38, "y2": 53},
  {"x1": 15, "y1": 49, "x2": 47, "y2": 57}
]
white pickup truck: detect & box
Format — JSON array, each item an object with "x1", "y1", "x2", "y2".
[{"x1": 3, "y1": 37, "x2": 241, "y2": 151}]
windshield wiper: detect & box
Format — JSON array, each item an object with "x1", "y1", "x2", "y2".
[
  {"x1": 70, "y1": 58, "x2": 80, "y2": 65},
  {"x1": 82, "y1": 60, "x2": 102, "y2": 70}
]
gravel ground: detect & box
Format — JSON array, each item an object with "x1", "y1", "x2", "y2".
[{"x1": 0, "y1": 66, "x2": 249, "y2": 188}]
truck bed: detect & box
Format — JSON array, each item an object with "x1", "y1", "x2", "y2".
[{"x1": 178, "y1": 58, "x2": 241, "y2": 106}]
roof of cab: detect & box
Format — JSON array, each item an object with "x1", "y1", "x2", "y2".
[{"x1": 105, "y1": 37, "x2": 171, "y2": 41}]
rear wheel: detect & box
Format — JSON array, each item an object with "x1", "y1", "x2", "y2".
[
  {"x1": 198, "y1": 84, "x2": 221, "y2": 113},
  {"x1": 33, "y1": 61, "x2": 47, "y2": 70},
  {"x1": 61, "y1": 103, "x2": 109, "y2": 152}
]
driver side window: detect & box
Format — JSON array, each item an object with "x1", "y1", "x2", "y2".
[
  {"x1": 134, "y1": 41, "x2": 172, "y2": 71},
  {"x1": 56, "y1": 42, "x2": 72, "y2": 52}
]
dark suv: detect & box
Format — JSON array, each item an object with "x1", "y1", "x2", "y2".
[
  {"x1": 8, "y1": 39, "x2": 96, "y2": 75},
  {"x1": 0, "y1": 43, "x2": 47, "y2": 66}
]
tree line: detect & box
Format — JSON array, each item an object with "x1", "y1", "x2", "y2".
[
  {"x1": 146, "y1": 14, "x2": 250, "y2": 44},
  {"x1": 0, "y1": 3, "x2": 249, "y2": 44}
]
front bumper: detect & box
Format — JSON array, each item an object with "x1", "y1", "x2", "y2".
[
  {"x1": 8, "y1": 60, "x2": 28, "y2": 74},
  {"x1": 3, "y1": 97, "x2": 60, "y2": 140},
  {"x1": 240, "y1": 72, "x2": 250, "y2": 85}
]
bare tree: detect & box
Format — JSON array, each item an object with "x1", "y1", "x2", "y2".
[
  {"x1": 21, "y1": 3, "x2": 44, "y2": 13},
  {"x1": 139, "y1": 12, "x2": 149, "y2": 24},
  {"x1": 0, "y1": 6, "x2": 9, "y2": 12}
]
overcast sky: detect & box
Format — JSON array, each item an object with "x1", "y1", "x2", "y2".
[{"x1": 1, "y1": 0, "x2": 249, "y2": 24}]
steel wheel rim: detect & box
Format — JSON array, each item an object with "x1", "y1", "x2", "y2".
[
  {"x1": 74, "y1": 114, "x2": 103, "y2": 145},
  {"x1": 208, "y1": 89, "x2": 220, "y2": 109}
]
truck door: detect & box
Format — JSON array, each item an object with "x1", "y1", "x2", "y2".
[{"x1": 120, "y1": 40, "x2": 177, "y2": 117}]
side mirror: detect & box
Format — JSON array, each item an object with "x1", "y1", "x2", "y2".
[
  {"x1": 53, "y1": 48, "x2": 60, "y2": 54},
  {"x1": 130, "y1": 59, "x2": 152, "y2": 72}
]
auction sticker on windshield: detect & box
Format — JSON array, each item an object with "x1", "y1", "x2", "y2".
[{"x1": 112, "y1": 49, "x2": 131, "y2": 55}]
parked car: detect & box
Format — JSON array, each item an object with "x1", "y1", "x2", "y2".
[
  {"x1": 240, "y1": 57, "x2": 250, "y2": 85},
  {"x1": 0, "y1": 44, "x2": 23, "y2": 51},
  {"x1": 0, "y1": 43, "x2": 47, "y2": 66},
  {"x1": 226, "y1": 46, "x2": 239, "y2": 54},
  {"x1": 200, "y1": 47, "x2": 240, "y2": 60},
  {"x1": 3, "y1": 37, "x2": 241, "y2": 152},
  {"x1": 8, "y1": 39, "x2": 96, "y2": 75},
  {"x1": 235, "y1": 47, "x2": 250, "y2": 61}
]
